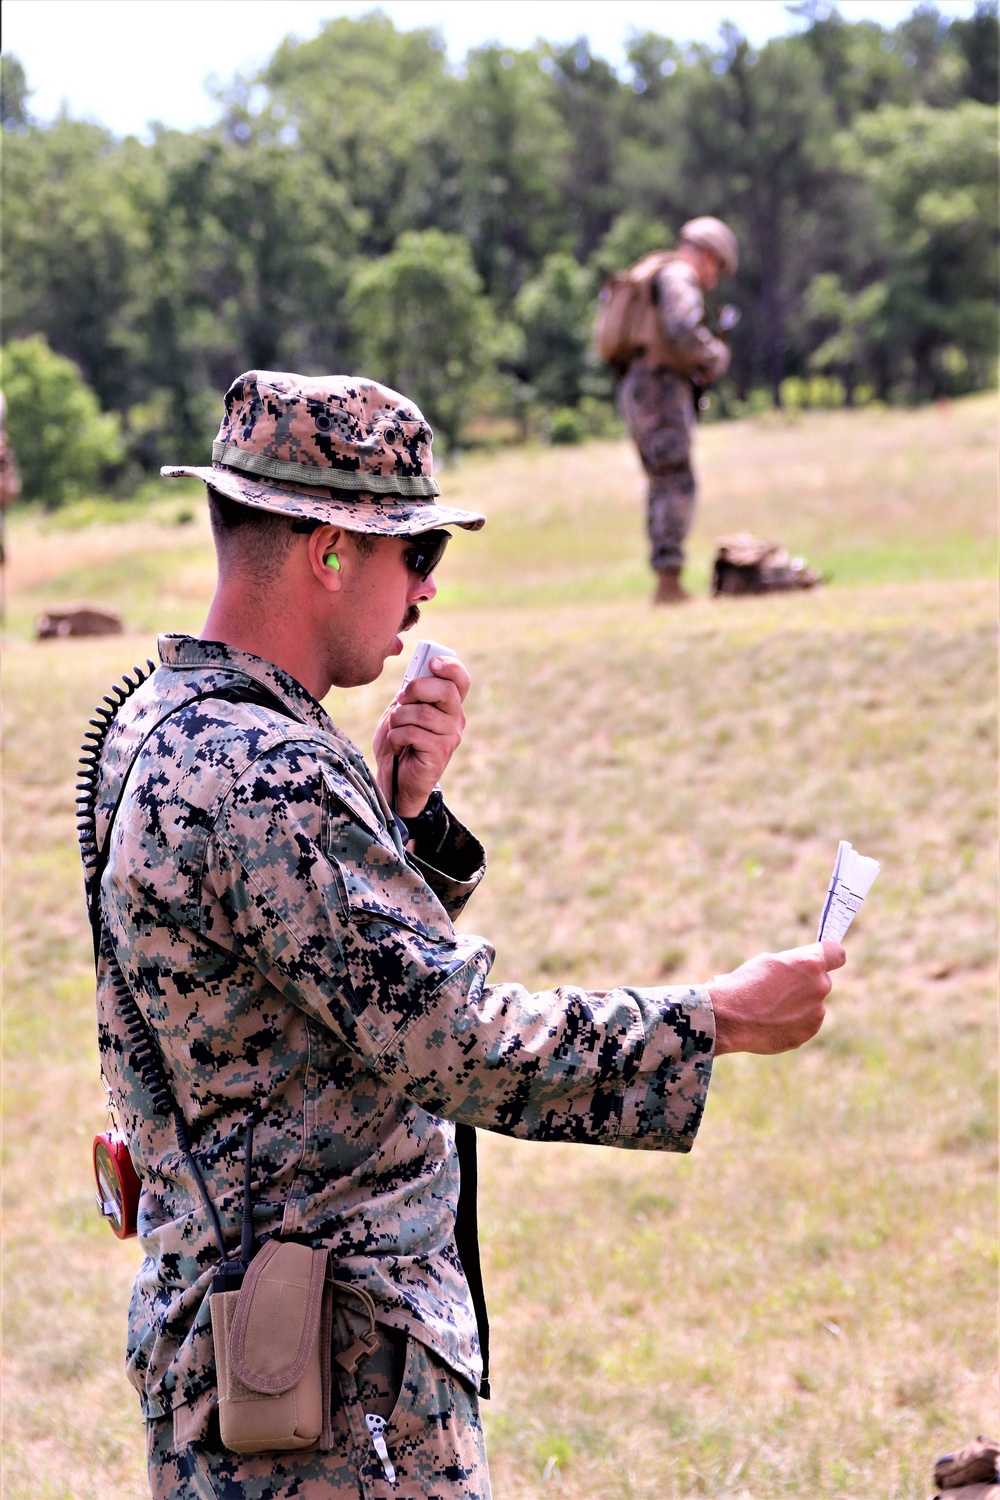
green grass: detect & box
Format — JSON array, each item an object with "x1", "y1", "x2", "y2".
[{"x1": 2, "y1": 394, "x2": 997, "y2": 1498}]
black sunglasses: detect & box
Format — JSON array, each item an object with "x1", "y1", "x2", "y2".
[
  {"x1": 403, "y1": 529, "x2": 450, "y2": 580},
  {"x1": 290, "y1": 519, "x2": 449, "y2": 579}
]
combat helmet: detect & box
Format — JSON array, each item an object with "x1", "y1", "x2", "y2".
[{"x1": 678, "y1": 217, "x2": 739, "y2": 277}]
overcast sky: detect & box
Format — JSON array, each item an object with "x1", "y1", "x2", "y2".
[{"x1": 5, "y1": 0, "x2": 979, "y2": 140}]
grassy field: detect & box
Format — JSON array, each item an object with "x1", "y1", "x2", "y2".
[{"x1": 2, "y1": 394, "x2": 997, "y2": 1498}]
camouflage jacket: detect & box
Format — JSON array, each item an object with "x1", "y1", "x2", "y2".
[
  {"x1": 648, "y1": 259, "x2": 731, "y2": 384},
  {"x1": 91, "y1": 634, "x2": 716, "y2": 1431}
]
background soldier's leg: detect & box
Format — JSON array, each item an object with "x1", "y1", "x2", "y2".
[
  {"x1": 618, "y1": 368, "x2": 697, "y2": 598},
  {"x1": 648, "y1": 470, "x2": 697, "y2": 576}
]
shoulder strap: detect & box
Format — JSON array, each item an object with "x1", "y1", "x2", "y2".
[
  {"x1": 85, "y1": 679, "x2": 301, "y2": 958},
  {"x1": 454, "y1": 1122, "x2": 490, "y2": 1398},
  {"x1": 628, "y1": 249, "x2": 674, "y2": 284},
  {"x1": 82, "y1": 671, "x2": 493, "y2": 1366},
  {"x1": 81, "y1": 673, "x2": 302, "y2": 1267}
]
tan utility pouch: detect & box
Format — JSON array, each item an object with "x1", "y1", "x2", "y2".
[{"x1": 210, "y1": 1239, "x2": 333, "y2": 1455}]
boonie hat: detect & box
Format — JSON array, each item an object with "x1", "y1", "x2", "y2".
[
  {"x1": 161, "y1": 370, "x2": 485, "y2": 535},
  {"x1": 678, "y1": 217, "x2": 739, "y2": 276}
]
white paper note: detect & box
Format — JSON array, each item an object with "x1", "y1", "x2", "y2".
[{"x1": 817, "y1": 841, "x2": 880, "y2": 942}]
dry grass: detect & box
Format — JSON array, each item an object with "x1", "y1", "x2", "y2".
[{"x1": 2, "y1": 395, "x2": 997, "y2": 1498}]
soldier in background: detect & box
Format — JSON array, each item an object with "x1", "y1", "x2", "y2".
[{"x1": 616, "y1": 217, "x2": 739, "y2": 605}]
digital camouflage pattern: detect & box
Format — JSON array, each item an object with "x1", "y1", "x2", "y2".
[
  {"x1": 654, "y1": 260, "x2": 731, "y2": 387},
  {"x1": 618, "y1": 260, "x2": 731, "y2": 573},
  {"x1": 618, "y1": 365, "x2": 698, "y2": 575},
  {"x1": 148, "y1": 1309, "x2": 491, "y2": 1499},
  {"x1": 161, "y1": 369, "x2": 486, "y2": 536},
  {"x1": 88, "y1": 633, "x2": 715, "y2": 1463}
]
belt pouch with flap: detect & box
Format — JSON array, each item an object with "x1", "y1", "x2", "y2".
[{"x1": 210, "y1": 1239, "x2": 333, "y2": 1454}]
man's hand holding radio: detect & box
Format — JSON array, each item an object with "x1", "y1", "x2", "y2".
[
  {"x1": 709, "y1": 941, "x2": 846, "y2": 1055},
  {"x1": 374, "y1": 655, "x2": 471, "y2": 817}
]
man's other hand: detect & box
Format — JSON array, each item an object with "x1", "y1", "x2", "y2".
[
  {"x1": 374, "y1": 656, "x2": 471, "y2": 817},
  {"x1": 709, "y1": 941, "x2": 846, "y2": 1055}
]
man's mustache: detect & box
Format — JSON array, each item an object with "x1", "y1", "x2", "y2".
[{"x1": 401, "y1": 605, "x2": 421, "y2": 633}]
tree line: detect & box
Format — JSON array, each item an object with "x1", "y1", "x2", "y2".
[{"x1": 1, "y1": 2, "x2": 997, "y2": 504}]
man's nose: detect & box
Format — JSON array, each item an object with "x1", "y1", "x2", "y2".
[{"x1": 411, "y1": 572, "x2": 437, "y2": 604}]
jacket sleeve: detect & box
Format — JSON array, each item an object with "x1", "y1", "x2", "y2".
[
  {"x1": 656, "y1": 264, "x2": 731, "y2": 384},
  {"x1": 407, "y1": 803, "x2": 485, "y2": 919},
  {"x1": 205, "y1": 755, "x2": 715, "y2": 1153}
]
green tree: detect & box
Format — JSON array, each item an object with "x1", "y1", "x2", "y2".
[
  {"x1": 590, "y1": 210, "x2": 674, "y2": 280},
  {"x1": 102, "y1": 122, "x2": 361, "y2": 467},
  {"x1": 894, "y1": 5, "x2": 968, "y2": 107},
  {"x1": 513, "y1": 253, "x2": 595, "y2": 408},
  {"x1": 115, "y1": 129, "x2": 235, "y2": 464},
  {"x1": 451, "y1": 46, "x2": 570, "y2": 304},
  {"x1": 840, "y1": 100, "x2": 999, "y2": 396},
  {"x1": 209, "y1": 137, "x2": 360, "y2": 374},
  {"x1": 1, "y1": 118, "x2": 144, "y2": 413},
  {"x1": 1, "y1": 52, "x2": 30, "y2": 128},
  {"x1": 794, "y1": 4, "x2": 970, "y2": 121},
  {"x1": 793, "y1": 8, "x2": 911, "y2": 124},
  {"x1": 949, "y1": 0, "x2": 999, "y2": 104},
  {"x1": 0, "y1": 336, "x2": 123, "y2": 507},
  {"x1": 543, "y1": 40, "x2": 627, "y2": 260},
  {"x1": 259, "y1": 14, "x2": 458, "y2": 256},
  {"x1": 345, "y1": 229, "x2": 498, "y2": 449},
  {"x1": 803, "y1": 273, "x2": 888, "y2": 400},
  {"x1": 612, "y1": 35, "x2": 691, "y2": 225},
  {"x1": 679, "y1": 27, "x2": 845, "y2": 401}
]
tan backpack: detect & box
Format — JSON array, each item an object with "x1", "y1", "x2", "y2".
[
  {"x1": 711, "y1": 534, "x2": 822, "y2": 596},
  {"x1": 594, "y1": 251, "x2": 675, "y2": 368}
]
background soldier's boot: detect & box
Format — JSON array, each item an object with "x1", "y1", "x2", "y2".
[{"x1": 653, "y1": 569, "x2": 690, "y2": 605}]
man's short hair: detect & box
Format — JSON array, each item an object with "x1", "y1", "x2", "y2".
[{"x1": 206, "y1": 487, "x2": 380, "y2": 580}]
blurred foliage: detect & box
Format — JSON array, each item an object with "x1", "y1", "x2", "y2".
[
  {"x1": 346, "y1": 229, "x2": 498, "y2": 450},
  {"x1": 0, "y1": 2, "x2": 996, "y2": 499},
  {"x1": 590, "y1": 210, "x2": 676, "y2": 280},
  {"x1": 513, "y1": 254, "x2": 597, "y2": 410},
  {"x1": 840, "y1": 99, "x2": 999, "y2": 397},
  {"x1": 1, "y1": 51, "x2": 30, "y2": 128},
  {"x1": 0, "y1": 336, "x2": 124, "y2": 507},
  {"x1": 804, "y1": 274, "x2": 889, "y2": 399}
]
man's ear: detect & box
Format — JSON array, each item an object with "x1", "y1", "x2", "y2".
[{"x1": 307, "y1": 525, "x2": 345, "y2": 591}]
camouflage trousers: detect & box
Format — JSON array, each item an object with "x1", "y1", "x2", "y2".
[
  {"x1": 146, "y1": 1309, "x2": 491, "y2": 1500},
  {"x1": 618, "y1": 364, "x2": 697, "y2": 573}
]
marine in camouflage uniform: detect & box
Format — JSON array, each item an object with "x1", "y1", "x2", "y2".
[
  {"x1": 82, "y1": 369, "x2": 840, "y2": 1498},
  {"x1": 86, "y1": 371, "x2": 715, "y2": 1499},
  {"x1": 616, "y1": 217, "x2": 738, "y2": 603}
]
